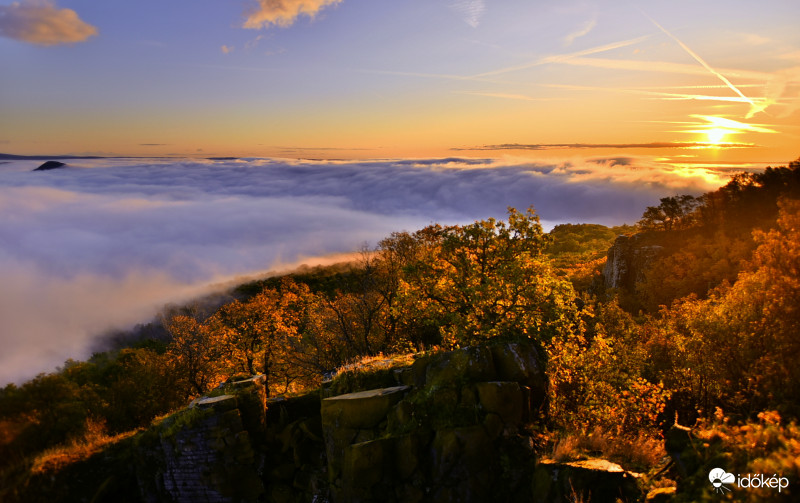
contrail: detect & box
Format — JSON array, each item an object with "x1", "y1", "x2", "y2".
[
  {"x1": 641, "y1": 10, "x2": 763, "y2": 117},
  {"x1": 473, "y1": 35, "x2": 650, "y2": 78}
]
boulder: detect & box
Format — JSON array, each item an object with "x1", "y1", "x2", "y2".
[
  {"x1": 322, "y1": 386, "x2": 409, "y2": 485},
  {"x1": 342, "y1": 437, "x2": 393, "y2": 488}
]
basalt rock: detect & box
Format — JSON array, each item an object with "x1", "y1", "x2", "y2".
[
  {"x1": 602, "y1": 233, "x2": 663, "y2": 291},
  {"x1": 15, "y1": 341, "x2": 645, "y2": 503},
  {"x1": 33, "y1": 160, "x2": 66, "y2": 171}
]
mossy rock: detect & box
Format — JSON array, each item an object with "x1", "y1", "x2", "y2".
[
  {"x1": 321, "y1": 386, "x2": 410, "y2": 430},
  {"x1": 475, "y1": 381, "x2": 523, "y2": 426},
  {"x1": 394, "y1": 433, "x2": 422, "y2": 481},
  {"x1": 195, "y1": 394, "x2": 238, "y2": 412},
  {"x1": 342, "y1": 437, "x2": 394, "y2": 489},
  {"x1": 325, "y1": 367, "x2": 399, "y2": 397},
  {"x1": 265, "y1": 391, "x2": 321, "y2": 427},
  {"x1": 431, "y1": 425, "x2": 494, "y2": 481},
  {"x1": 489, "y1": 341, "x2": 546, "y2": 390},
  {"x1": 425, "y1": 346, "x2": 497, "y2": 388},
  {"x1": 430, "y1": 425, "x2": 496, "y2": 501}
]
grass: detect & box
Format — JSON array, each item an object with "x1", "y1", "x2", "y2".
[
  {"x1": 550, "y1": 426, "x2": 666, "y2": 472},
  {"x1": 331, "y1": 352, "x2": 417, "y2": 379},
  {"x1": 30, "y1": 420, "x2": 139, "y2": 475}
]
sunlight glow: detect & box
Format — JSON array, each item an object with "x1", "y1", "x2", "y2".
[
  {"x1": 705, "y1": 128, "x2": 729, "y2": 145},
  {"x1": 693, "y1": 115, "x2": 777, "y2": 134}
]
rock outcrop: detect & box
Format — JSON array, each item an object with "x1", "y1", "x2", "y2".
[
  {"x1": 602, "y1": 234, "x2": 663, "y2": 291},
  {"x1": 33, "y1": 161, "x2": 66, "y2": 171},
  {"x1": 20, "y1": 342, "x2": 644, "y2": 503}
]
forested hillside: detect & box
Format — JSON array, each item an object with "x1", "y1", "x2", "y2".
[{"x1": 2, "y1": 159, "x2": 799, "y2": 502}]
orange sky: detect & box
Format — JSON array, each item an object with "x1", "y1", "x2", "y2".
[{"x1": 1, "y1": 1, "x2": 798, "y2": 164}]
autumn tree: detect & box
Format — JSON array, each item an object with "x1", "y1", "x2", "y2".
[
  {"x1": 647, "y1": 198, "x2": 800, "y2": 418},
  {"x1": 209, "y1": 279, "x2": 315, "y2": 395},
  {"x1": 547, "y1": 300, "x2": 669, "y2": 435},
  {"x1": 377, "y1": 225, "x2": 446, "y2": 349},
  {"x1": 165, "y1": 315, "x2": 224, "y2": 397},
  {"x1": 389, "y1": 207, "x2": 579, "y2": 346}
]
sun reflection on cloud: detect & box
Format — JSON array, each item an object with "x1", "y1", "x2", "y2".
[
  {"x1": 669, "y1": 164, "x2": 728, "y2": 186},
  {"x1": 704, "y1": 128, "x2": 729, "y2": 145},
  {"x1": 675, "y1": 115, "x2": 778, "y2": 147}
]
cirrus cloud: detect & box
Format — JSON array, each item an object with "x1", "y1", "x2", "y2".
[
  {"x1": 243, "y1": 0, "x2": 342, "y2": 29},
  {"x1": 0, "y1": 0, "x2": 97, "y2": 46}
]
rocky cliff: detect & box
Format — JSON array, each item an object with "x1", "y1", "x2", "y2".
[
  {"x1": 602, "y1": 233, "x2": 663, "y2": 292},
  {"x1": 13, "y1": 341, "x2": 645, "y2": 503}
]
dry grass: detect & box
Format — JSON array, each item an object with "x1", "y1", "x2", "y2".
[
  {"x1": 30, "y1": 420, "x2": 139, "y2": 475},
  {"x1": 550, "y1": 426, "x2": 666, "y2": 471},
  {"x1": 332, "y1": 352, "x2": 417, "y2": 378},
  {"x1": 552, "y1": 434, "x2": 581, "y2": 462}
]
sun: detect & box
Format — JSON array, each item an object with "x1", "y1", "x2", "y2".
[{"x1": 705, "y1": 127, "x2": 728, "y2": 145}]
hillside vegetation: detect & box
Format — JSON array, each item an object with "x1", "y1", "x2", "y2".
[{"x1": 2, "y1": 159, "x2": 799, "y2": 501}]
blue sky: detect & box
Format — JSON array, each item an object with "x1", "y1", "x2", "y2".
[{"x1": 1, "y1": 0, "x2": 799, "y2": 161}]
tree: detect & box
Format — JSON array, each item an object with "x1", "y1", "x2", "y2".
[
  {"x1": 165, "y1": 315, "x2": 224, "y2": 397},
  {"x1": 391, "y1": 207, "x2": 579, "y2": 346},
  {"x1": 647, "y1": 198, "x2": 800, "y2": 418},
  {"x1": 638, "y1": 195, "x2": 699, "y2": 231},
  {"x1": 101, "y1": 348, "x2": 183, "y2": 431},
  {"x1": 2, "y1": 374, "x2": 92, "y2": 452},
  {"x1": 210, "y1": 279, "x2": 314, "y2": 396},
  {"x1": 547, "y1": 299, "x2": 668, "y2": 435}
]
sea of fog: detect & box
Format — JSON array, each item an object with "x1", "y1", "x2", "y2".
[{"x1": 0, "y1": 156, "x2": 734, "y2": 384}]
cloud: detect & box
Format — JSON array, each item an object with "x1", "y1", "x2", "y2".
[
  {"x1": 690, "y1": 115, "x2": 777, "y2": 134},
  {"x1": 544, "y1": 82, "x2": 767, "y2": 106},
  {"x1": 221, "y1": 44, "x2": 234, "y2": 54},
  {"x1": 458, "y1": 91, "x2": 565, "y2": 102},
  {"x1": 451, "y1": 0, "x2": 486, "y2": 28},
  {"x1": 640, "y1": 11, "x2": 760, "y2": 117},
  {"x1": 564, "y1": 18, "x2": 597, "y2": 46},
  {"x1": 463, "y1": 142, "x2": 756, "y2": 150},
  {"x1": 0, "y1": 262, "x2": 209, "y2": 387},
  {"x1": 556, "y1": 56, "x2": 771, "y2": 80},
  {"x1": 742, "y1": 33, "x2": 770, "y2": 46},
  {"x1": 0, "y1": 156, "x2": 749, "y2": 384},
  {"x1": 243, "y1": 0, "x2": 342, "y2": 29},
  {"x1": 473, "y1": 35, "x2": 650, "y2": 78},
  {"x1": 0, "y1": 0, "x2": 97, "y2": 46}
]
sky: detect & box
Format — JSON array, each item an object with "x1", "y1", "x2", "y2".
[{"x1": 0, "y1": 0, "x2": 798, "y2": 162}]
